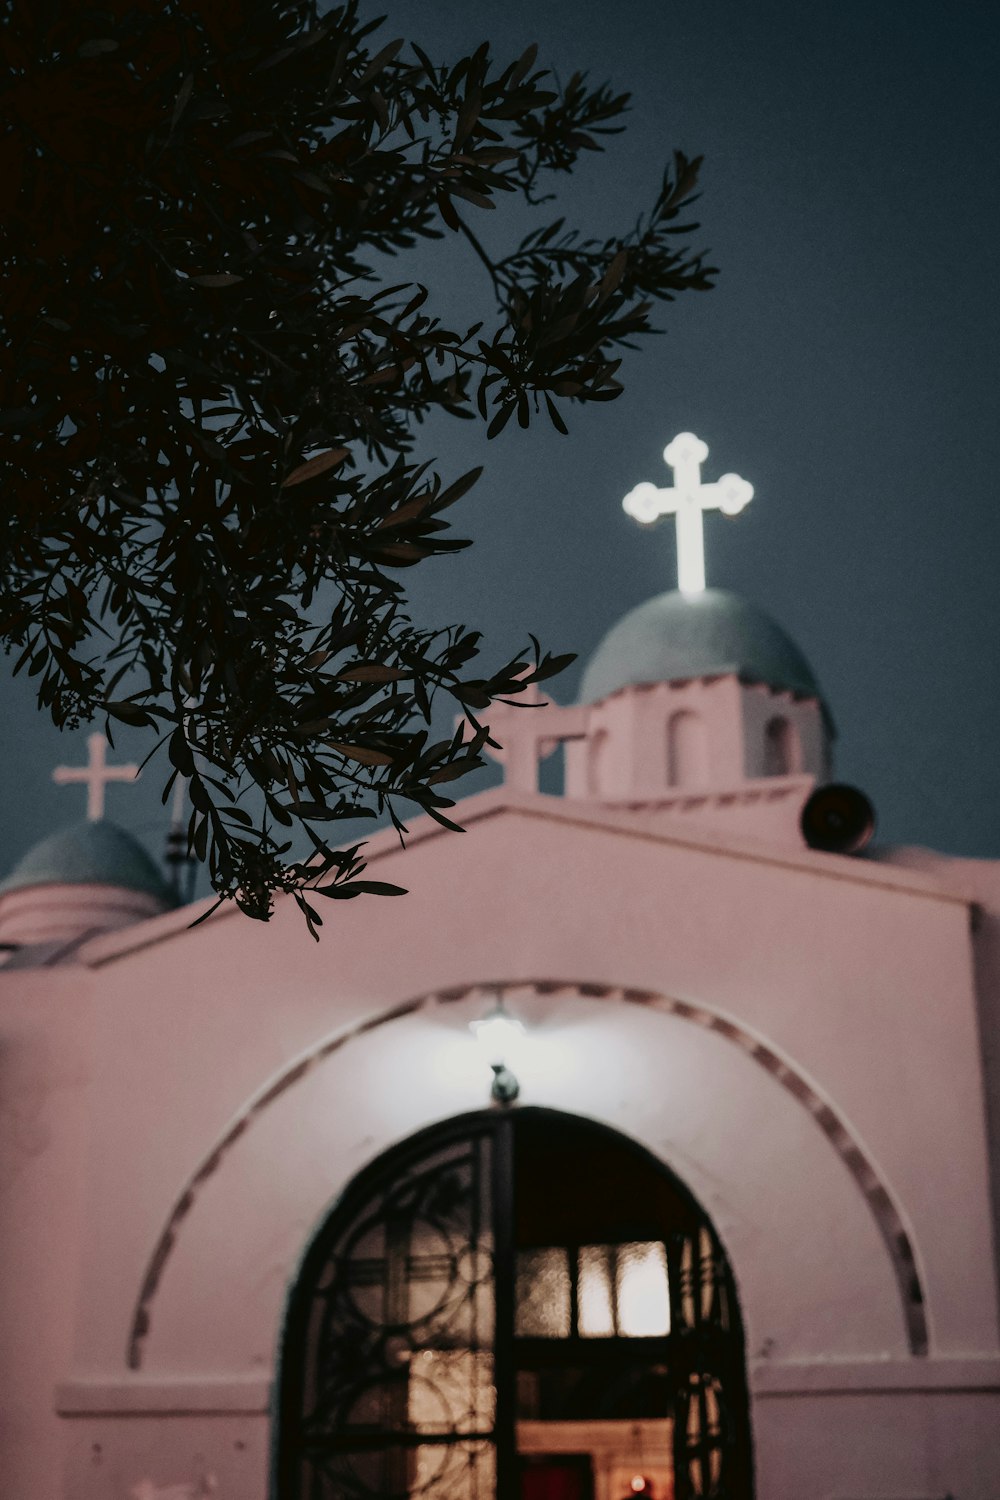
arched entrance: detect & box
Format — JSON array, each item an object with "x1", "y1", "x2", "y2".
[{"x1": 276, "y1": 1110, "x2": 753, "y2": 1500}]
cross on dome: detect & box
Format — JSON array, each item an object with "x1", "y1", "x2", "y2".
[
  {"x1": 52, "y1": 732, "x2": 140, "y2": 821},
  {"x1": 622, "y1": 431, "x2": 753, "y2": 594}
]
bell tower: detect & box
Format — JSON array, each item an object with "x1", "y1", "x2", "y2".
[{"x1": 482, "y1": 435, "x2": 834, "y2": 847}]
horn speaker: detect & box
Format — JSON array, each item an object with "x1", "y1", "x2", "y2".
[{"x1": 801, "y1": 783, "x2": 875, "y2": 855}]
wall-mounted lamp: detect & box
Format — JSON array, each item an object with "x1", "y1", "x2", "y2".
[{"x1": 470, "y1": 995, "x2": 524, "y2": 1104}]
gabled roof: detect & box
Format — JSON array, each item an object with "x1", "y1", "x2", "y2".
[{"x1": 74, "y1": 787, "x2": 969, "y2": 968}]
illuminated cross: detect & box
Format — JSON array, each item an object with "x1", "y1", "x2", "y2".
[
  {"x1": 52, "y1": 732, "x2": 140, "y2": 821},
  {"x1": 622, "y1": 432, "x2": 754, "y2": 594}
]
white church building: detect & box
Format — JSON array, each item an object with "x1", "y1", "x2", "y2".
[{"x1": 1, "y1": 436, "x2": 999, "y2": 1500}]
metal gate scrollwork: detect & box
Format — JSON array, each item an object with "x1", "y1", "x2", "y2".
[
  {"x1": 277, "y1": 1112, "x2": 753, "y2": 1500},
  {"x1": 670, "y1": 1227, "x2": 752, "y2": 1498},
  {"x1": 280, "y1": 1123, "x2": 498, "y2": 1500}
]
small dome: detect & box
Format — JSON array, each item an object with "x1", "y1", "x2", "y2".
[
  {"x1": 0, "y1": 820, "x2": 173, "y2": 903},
  {"x1": 579, "y1": 589, "x2": 825, "y2": 708}
]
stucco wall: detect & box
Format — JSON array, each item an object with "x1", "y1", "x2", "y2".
[
  {"x1": 0, "y1": 973, "x2": 96, "y2": 1499},
  {"x1": 4, "y1": 794, "x2": 1000, "y2": 1498}
]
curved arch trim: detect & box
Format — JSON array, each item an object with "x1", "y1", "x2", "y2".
[{"x1": 126, "y1": 981, "x2": 927, "y2": 1367}]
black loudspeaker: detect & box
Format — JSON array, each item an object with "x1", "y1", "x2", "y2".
[{"x1": 800, "y1": 783, "x2": 875, "y2": 855}]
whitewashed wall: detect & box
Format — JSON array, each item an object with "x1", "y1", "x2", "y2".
[{"x1": 3, "y1": 790, "x2": 999, "y2": 1499}]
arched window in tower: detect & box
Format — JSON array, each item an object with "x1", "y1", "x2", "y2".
[
  {"x1": 667, "y1": 711, "x2": 709, "y2": 789},
  {"x1": 277, "y1": 1110, "x2": 754, "y2": 1500},
  {"x1": 762, "y1": 716, "x2": 800, "y2": 777},
  {"x1": 587, "y1": 727, "x2": 611, "y2": 798}
]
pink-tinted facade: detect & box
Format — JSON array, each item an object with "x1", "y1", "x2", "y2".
[{"x1": 2, "y1": 640, "x2": 999, "y2": 1498}]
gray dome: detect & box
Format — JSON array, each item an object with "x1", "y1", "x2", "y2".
[
  {"x1": 579, "y1": 589, "x2": 826, "y2": 710},
  {"x1": 0, "y1": 819, "x2": 174, "y2": 903}
]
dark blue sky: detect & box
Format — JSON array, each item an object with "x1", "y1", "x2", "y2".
[{"x1": 2, "y1": 0, "x2": 998, "y2": 875}]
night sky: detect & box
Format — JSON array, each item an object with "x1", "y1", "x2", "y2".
[{"x1": 2, "y1": 0, "x2": 998, "y2": 880}]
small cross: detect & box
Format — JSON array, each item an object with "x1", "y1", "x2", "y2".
[
  {"x1": 461, "y1": 684, "x2": 589, "y2": 793},
  {"x1": 52, "y1": 732, "x2": 140, "y2": 821},
  {"x1": 622, "y1": 431, "x2": 753, "y2": 594}
]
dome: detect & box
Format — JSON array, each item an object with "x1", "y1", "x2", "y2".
[
  {"x1": 579, "y1": 589, "x2": 826, "y2": 709},
  {"x1": 0, "y1": 819, "x2": 173, "y2": 903}
]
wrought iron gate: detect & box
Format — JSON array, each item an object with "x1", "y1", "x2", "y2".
[{"x1": 276, "y1": 1112, "x2": 752, "y2": 1500}]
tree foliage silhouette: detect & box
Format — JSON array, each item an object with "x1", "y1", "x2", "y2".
[{"x1": 1, "y1": 0, "x2": 714, "y2": 929}]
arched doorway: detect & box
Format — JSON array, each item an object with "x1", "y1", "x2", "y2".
[{"x1": 276, "y1": 1110, "x2": 753, "y2": 1500}]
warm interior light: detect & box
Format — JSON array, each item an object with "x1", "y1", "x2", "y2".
[
  {"x1": 616, "y1": 1241, "x2": 671, "y2": 1337},
  {"x1": 578, "y1": 1245, "x2": 616, "y2": 1336},
  {"x1": 516, "y1": 1248, "x2": 571, "y2": 1337},
  {"x1": 408, "y1": 1349, "x2": 494, "y2": 1433},
  {"x1": 578, "y1": 1242, "x2": 670, "y2": 1337}
]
